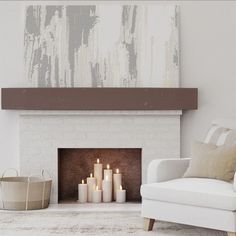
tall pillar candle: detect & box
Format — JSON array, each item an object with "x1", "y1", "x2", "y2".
[
  {"x1": 92, "y1": 186, "x2": 102, "y2": 203},
  {"x1": 94, "y1": 158, "x2": 103, "y2": 189},
  {"x1": 78, "y1": 179, "x2": 87, "y2": 203},
  {"x1": 104, "y1": 164, "x2": 113, "y2": 181},
  {"x1": 87, "y1": 173, "x2": 96, "y2": 202},
  {"x1": 102, "y1": 176, "x2": 112, "y2": 202},
  {"x1": 116, "y1": 185, "x2": 126, "y2": 203},
  {"x1": 113, "y1": 168, "x2": 122, "y2": 200}
]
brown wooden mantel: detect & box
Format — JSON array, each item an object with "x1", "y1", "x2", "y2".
[{"x1": 1, "y1": 88, "x2": 198, "y2": 110}]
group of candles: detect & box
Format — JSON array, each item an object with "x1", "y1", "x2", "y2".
[{"x1": 78, "y1": 159, "x2": 126, "y2": 203}]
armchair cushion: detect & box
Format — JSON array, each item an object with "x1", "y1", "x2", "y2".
[
  {"x1": 183, "y1": 141, "x2": 236, "y2": 182},
  {"x1": 204, "y1": 123, "x2": 236, "y2": 146},
  {"x1": 141, "y1": 178, "x2": 236, "y2": 211}
]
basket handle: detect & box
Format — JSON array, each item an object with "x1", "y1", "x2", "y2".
[
  {"x1": 27, "y1": 174, "x2": 42, "y2": 182},
  {"x1": 26, "y1": 170, "x2": 52, "y2": 183},
  {"x1": 1, "y1": 168, "x2": 19, "y2": 179},
  {"x1": 41, "y1": 169, "x2": 52, "y2": 179}
]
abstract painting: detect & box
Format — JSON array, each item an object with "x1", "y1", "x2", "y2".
[{"x1": 24, "y1": 5, "x2": 179, "y2": 87}]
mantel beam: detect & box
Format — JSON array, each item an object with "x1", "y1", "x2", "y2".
[{"x1": 1, "y1": 88, "x2": 198, "y2": 111}]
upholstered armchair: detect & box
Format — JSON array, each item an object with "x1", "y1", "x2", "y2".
[{"x1": 141, "y1": 119, "x2": 236, "y2": 236}]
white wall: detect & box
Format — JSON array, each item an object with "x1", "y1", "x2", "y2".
[
  {"x1": 1, "y1": 1, "x2": 236, "y2": 173},
  {"x1": 0, "y1": 2, "x2": 24, "y2": 174},
  {"x1": 180, "y1": 1, "x2": 236, "y2": 156}
]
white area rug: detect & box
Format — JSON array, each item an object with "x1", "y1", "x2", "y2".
[{"x1": 0, "y1": 210, "x2": 226, "y2": 236}]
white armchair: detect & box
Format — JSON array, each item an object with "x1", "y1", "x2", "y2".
[{"x1": 141, "y1": 118, "x2": 236, "y2": 236}]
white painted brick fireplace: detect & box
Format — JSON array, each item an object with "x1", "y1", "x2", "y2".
[{"x1": 19, "y1": 110, "x2": 181, "y2": 203}]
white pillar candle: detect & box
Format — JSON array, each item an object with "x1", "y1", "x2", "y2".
[
  {"x1": 113, "y1": 169, "x2": 122, "y2": 200},
  {"x1": 92, "y1": 185, "x2": 102, "y2": 203},
  {"x1": 116, "y1": 185, "x2": 126, "y2": 203},
  {"x1": 94, "y1": 158, "x2": 103, "y2": 189},
  {"x1": 104, "y1": 164, "x2": 113, "y2": 181},
  {"x1": 87, "y1": 173, "x2": 96, "y2": 202},
  {"x1": 78, "y1": 179, "x2": 88, "y2": 203},
  {"x1": 102, "y1": 176, "x2": 112, "y2": 202}
]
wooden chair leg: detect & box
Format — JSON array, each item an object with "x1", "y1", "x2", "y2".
[
  {"x1": 143, "y1": 218, "x2": 155, "y2": 231},
  {"x1": 227, "y1": 232, "x2": 236, "y2": 236}
]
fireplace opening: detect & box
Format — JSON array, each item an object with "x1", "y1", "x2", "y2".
[{"x1": 58, "y1": 148, "x2": 142, "y2": 203}]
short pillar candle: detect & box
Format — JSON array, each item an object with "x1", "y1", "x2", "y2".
[
  {"x1": 104, "y1": 164, "x2": 113, "y2": 181},
  {"x1": 94, "y1": 158, "x2": 103, "y2": 189},
  {"x1": 78, "y1": 179, "x2": 87, "y2": 203},
  {"x1": 102, "y1": 176, "x2": 112, "y2": 202},
  {"x1": 87, "y1": 173, "x2": 96, "y2": 202},
  {"x1": 113, "y1": 169, "x2": 122, "y2": 200},
  {"x1": 116, "y1": 185, "x2": 126, "y2": 203},
  {"x1": 92, "y1": 186, "x2": 102, "y2": 203}
]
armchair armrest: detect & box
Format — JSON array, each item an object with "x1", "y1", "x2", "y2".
[
  {"x1": 147, "y1": 158, "x2": 190, "y2": 183},
  {"x1": 233, "y1": 172, "x2": 236, "y2": 191}
]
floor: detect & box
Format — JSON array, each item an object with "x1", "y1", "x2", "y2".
[{"x1": 0, "y1": 203, "x2": 227, "y2": 236}]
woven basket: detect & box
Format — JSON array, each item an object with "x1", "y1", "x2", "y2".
[{"x1": 0, "y1": 169, "x2": 52, "y2": 211}]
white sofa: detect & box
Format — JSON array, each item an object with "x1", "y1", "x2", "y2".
[{"x1": 141, "y1": 118, "x2": 236, "y2": 236}]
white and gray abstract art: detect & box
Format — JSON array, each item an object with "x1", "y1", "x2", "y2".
[{"x1": 24, "y1": 5, "x2": 179, "y2": 87}]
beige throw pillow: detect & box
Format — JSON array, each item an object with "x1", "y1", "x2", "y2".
[{"x1": 183, "y1": 141, "x2": 236, "y2": 182}]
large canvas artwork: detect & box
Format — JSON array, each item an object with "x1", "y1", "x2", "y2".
[{"x1": 24, "y1": 5, "x2": 179, "y2": 87}]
